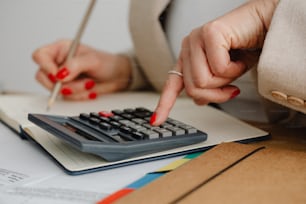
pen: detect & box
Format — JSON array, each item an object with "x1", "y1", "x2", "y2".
[{"x1": 46, "y1": 0, "x2": 97, "y2": 111}]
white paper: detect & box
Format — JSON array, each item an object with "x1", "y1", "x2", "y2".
[{"x1": 0, "y1": 122, "x2": 180, "y2": 203}]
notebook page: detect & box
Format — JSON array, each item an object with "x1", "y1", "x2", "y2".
[{"x1": 0, "y1": 92, "x2": 159, "y2": 132}]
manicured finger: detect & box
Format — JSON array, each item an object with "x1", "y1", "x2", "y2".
[
  {"x1": 32, "y1": 43, "x2": 65, "y2": 74},
  {"x1": 152, "y1": 73, "x2": 184, "y2": 126},
  {"x1": 35, "y1": 69, "x2": 55, "y2": 90},
  {"x1": 58, "y1": 53, "x2": 97, "y2": 83},
  {"x1": 190, "y1": 85, "x2": 241, "y2": 105},
  {"x1": 61, "y1": 80, "x2": 123, "y2": 101}
]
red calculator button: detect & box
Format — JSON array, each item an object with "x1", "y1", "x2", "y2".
[{"x1": 99, "y1": 111, "x2": 114, "y2": 118}]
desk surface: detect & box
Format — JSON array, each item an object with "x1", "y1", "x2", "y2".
[{"x1": 246, "y1": 121, "x2": 306, "y2": 152}]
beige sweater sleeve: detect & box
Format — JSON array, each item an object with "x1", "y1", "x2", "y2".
[
  {"x1": 127, "y1": 0, "x2": 175, "y2": 92},
  {"x1": 122, "y1": 49, "x2": 151, "y2": 91},
  {"x1": 258, "y1": 0, "x2": 306, "y2": 114}
]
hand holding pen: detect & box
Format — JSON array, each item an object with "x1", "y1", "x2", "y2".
[
  {"x1": 45, "y1": 0, "x2": 97, "y2": 110},
  {"x1": 32, "y1": 1, "x2": 133, "y2": 107}
]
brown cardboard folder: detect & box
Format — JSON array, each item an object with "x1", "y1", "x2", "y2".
[{"x1": 115, "y1": 142, "x2": 306, "y2": 204}]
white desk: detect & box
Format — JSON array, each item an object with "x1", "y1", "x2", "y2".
[{"x1": 0, "y1": 122, "x2": 180, "y2": 204}]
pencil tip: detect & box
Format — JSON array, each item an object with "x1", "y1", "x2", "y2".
[{"x1": 46, "y1": 100, "x2": 52, "y2": 112}]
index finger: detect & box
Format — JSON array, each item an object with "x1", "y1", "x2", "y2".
[
  {"x1": 151, "y1": 68, "x2": 184, "y2": 126},
  {"x1": 32, "y1": 41, "x2": 70, "y2": 75}
]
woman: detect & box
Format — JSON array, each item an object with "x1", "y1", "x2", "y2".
[
  {"x1": 152, "y1": 0, "x2": 306, "y2": 126},
  {"x1": 32, "y1": 0, "x2": 306, "y2": 127}
]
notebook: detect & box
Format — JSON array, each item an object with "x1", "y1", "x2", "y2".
[{"x1": 0, "y1": 91, "x2": 269, "y2": 175}]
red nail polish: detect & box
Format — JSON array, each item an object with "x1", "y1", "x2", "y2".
[
  {"x1": 230, "y1": 89, "x2": 240, "y2": 99},
  {"x1": 48, "y1": 73, "x2": 57, "y2": 83},
  {"x1": 85, "y1": 80, "x2": 95, "y2": 90},
  {"x1": 61, "y1": 87, "x2": 72, "y2": 95},
  {"x1": 150, "y1": 112, "x2": 157, "y2": 125},
  {"x1": 88, "y1": 92, "x2": 97, "y2": 100},
  {"x1": 56, "y1": 67, "x2": 70, "y2": 80}
]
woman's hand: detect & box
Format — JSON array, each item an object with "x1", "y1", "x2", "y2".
[
  {"x1": 32, "y1": 39, "x2": 132, "y2": 100},
  {"x1": 151, "y1": 0, "x2": 279, "y2": 125}
]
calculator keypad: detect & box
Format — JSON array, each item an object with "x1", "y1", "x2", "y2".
[{"x1": 68, "y1": 107, "x2": 197, "y2": 143}]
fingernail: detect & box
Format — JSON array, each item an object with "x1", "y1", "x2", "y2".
[
  {"x1": 48, "y1": 73, "x2": 57, "y2": 83},
  {"x1": 56, "y1": 67, "x2": 70, "y2": 80},
  {"x1": 150, "y1": 112, "x2": 157, "y2": 125},
  {"x1": 61, "y1": 87, "x2": 72, "y2": 95},
  {"x1": 85, "y1": 80, "x2": 95, "y2": 90},
  {"x1": 230, "y1": 89, "x2": 240, "y2": 99},
  {"x1": 88, "y1": 92, "x2": 97, "y2": 100}
]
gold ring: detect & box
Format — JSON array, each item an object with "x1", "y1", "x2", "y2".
[{"x1": 168, "y1": 70, "x2": 183, "y2": 77}]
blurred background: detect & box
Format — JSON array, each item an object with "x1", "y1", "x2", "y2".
[
  {"x1": 0, "y1": 0, "x2": 132, "y2": 94},
  {"x1": 0, "y1": 0, "x2": 245, "y2": 95}
]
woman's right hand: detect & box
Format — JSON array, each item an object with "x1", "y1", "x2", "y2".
[
  {"x1": 32, "y1": 39, "x2": 132, "y2": 100},
  {"x1": 151, "y1": 0, "x2": 279, "y2": 126}
]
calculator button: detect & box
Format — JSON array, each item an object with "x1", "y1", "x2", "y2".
[
  {"x1": 109, "y1": 115, "x2": 123, "y2": 121},
  {"x1": 99, "y1": 117, "x2": 111, "y2": 123},
  {"x1": 99, "y1": 111, "x2": 114, "y2": 118},
  {"x1": 88, "y1": 117, "x2": 100, "y2": 125},
  {"x1": 118, "y1": 133, "x2": 135, "y2": 141},
  {"x1": 142, "y1": 123, "x2": 153, "y2": 129},
  {"x1": 119, "y1": 119, "x2": 134, "y2": 126},
  {"x1": 166, "y1": 119, "x2": 184, "y2": 126},
  {"x1": 109, "y1": 121, "x2": 121, "y2": 129},
  {"x1": 133, "y1": 111, "x2": 152, "y2": 118},
  {"x1": 152, "y1": 127, "x2": 173, "y2": 137},
  {"x1": 166, "y1": 126, "x2": 185, "y2": 136},
  {"x1": 121, "y1": 113, "x2": 134, "y2": 119},
  {"x1": 129, "y1": 124, "x2": 146, "y2": 132},
  {"x1": 123, "y1": 108, "x2": 135, "y2": 113},
  {"x1": 111, "y1": 109, "x2": 124, "y2": 115},
  {"x1": 160, "y1": 123, "x2": 173, "y2": 129},
  {"x1": 90, "y1": 112, "x2": 100, "y2": 118},
  {"x1": 179, "y1": 124, "x2": 197, "y2": 134},
  {"x1": 119, "y1": 126, "x2": 133, "y2": 134},
  {"x1": 69, "y1": 117, "x2": 117, "y2": 137},
  {"x1": 144, "y1": 117, "x2": 151, "y2": 122},
  {"x1": 131, "y1": 118, "x2": 147, "y2": 124},
  {"x1": 135, "y1": 107, "x2": 150, "y2": 112},
  {"x1": 140, "y1": 130, "x2": 160, "y2": 139},
  {"x1": 79, "y1": 113, "x2": 90, "y2": 120},
  {"x1": 99, "y1": 122, "x2": 112, "y2": 131},
  {"x1": 131, "y1": 131, "x2": 147, "y2": 140}
]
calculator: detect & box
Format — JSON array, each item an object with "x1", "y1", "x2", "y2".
[{"x1": 28, "y1": 107, "x2": 207, "y2": 162}]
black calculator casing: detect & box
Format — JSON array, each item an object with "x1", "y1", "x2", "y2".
[{"x1": 28, "y1": 108, "x2": 207, "y2": 162}]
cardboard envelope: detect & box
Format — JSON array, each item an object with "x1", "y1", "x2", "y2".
[{"x1": 115, "y1": 142, "x2": 306, "y2": 204}]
